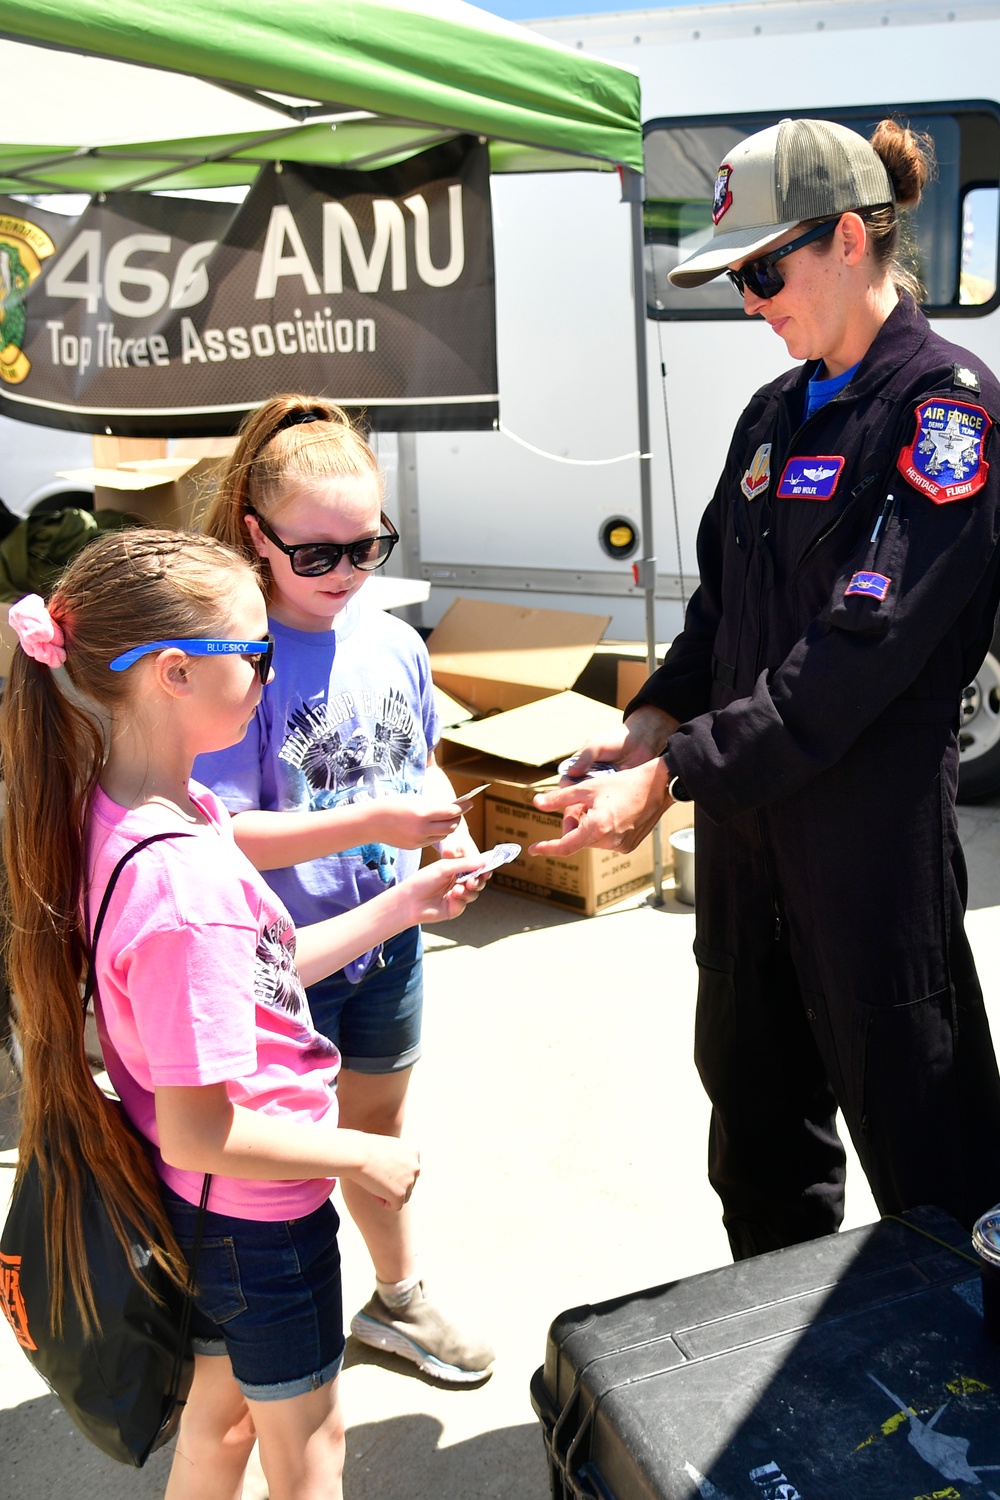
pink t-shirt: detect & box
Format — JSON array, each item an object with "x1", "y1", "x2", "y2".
[{"x1": 86, "y1": 782, "x2": 342, "y2": 1220}]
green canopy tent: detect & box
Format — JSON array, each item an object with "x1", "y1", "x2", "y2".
[{"x1": 0, "y1": 0, "x2": 664, "y2": 884}]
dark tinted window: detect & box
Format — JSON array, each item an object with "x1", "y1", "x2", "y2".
[{"x1": 644, "y1": 105, "x2": 1000, "y2": 319}]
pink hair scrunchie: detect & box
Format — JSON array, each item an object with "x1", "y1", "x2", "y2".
[{"x1": 8, "y1": 593, "x2": 67, "y2": 668}]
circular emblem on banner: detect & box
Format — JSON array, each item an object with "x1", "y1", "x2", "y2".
[{"x1": 0, "y1": 215, "x2": 56, "y2": 386}]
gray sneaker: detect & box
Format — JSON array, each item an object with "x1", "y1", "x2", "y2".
[{"x1": 350, "y1": 1282, "x2": 495, "y2": 1384}]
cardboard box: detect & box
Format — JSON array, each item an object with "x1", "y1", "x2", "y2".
[
  {"x1": 57, "y1": 436, "x2": 235, "y2": 531},
  {"x1": 425, "y1": 601, "x2": 693, "y2": 913},
  {"x1": 428, "y1": 598, "x2": 613, "y2": 717}
]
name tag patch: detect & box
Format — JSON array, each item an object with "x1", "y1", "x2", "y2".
[
  {"x1": 776, "y1": 455, "x2": 845, "y2": 500},
  {"x1": 845, "y1": 571, "x2": 891, "y2": 601},
  {"x1": 897, "y1": 399, "x2": 991, "y2": 504}
]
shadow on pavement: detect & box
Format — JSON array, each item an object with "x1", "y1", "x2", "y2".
[
  {"x1": 2, "y1": 1392, "x2": 175, "y2": 1498},
  {"x1": 344, "y1": 1411, "x2": 548, "y2": 1499},
  {"x1": 1, "y1": 1395, "x2": 547, "y2": 1500}
]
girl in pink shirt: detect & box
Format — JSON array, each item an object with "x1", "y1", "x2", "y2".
[{"x1": 0, "y1": 528, "x2": 486, "y2": 1500}]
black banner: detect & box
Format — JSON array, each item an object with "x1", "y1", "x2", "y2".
[{"x1": 0, "y1": 138, "x2": 497, "y2": 435}]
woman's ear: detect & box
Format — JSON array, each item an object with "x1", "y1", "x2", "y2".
[{"x1": 839, "y1": 211, "x2": 869, "y2": 267}]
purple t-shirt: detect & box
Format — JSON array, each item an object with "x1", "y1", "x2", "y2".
[
  {"x1": 87, "y1": 783, "x2": 342, "y2": 1219},
  {"x1": 195, "y1": 600, "x2": 439, "y2": 982}
]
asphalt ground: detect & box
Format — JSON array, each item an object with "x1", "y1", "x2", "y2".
[{"x1": 4, "y1": 798, "x2": 1000, "y2": 1498}]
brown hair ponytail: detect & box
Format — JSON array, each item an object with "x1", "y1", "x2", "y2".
[
  {"x1": 202, "y1": 394, "x2": 383, "y2": 582},
  {"x1": 1, "y1": 528, "x2": 258, "y2": 1332}
]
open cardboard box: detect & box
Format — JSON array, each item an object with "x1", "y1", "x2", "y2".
[
  {"x1": 427, "y1": 600, "x2": 692, "y2": 914},
  {"x1": 57, "y1": 435, "x2": 235, "y2": 532}
]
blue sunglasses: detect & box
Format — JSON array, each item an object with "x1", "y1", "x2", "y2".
[{"x1": 109, "y1": 635, "x2": 274, "y2": 683}]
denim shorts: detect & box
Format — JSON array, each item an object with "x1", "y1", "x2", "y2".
[
  {"x1": 162, "y1": 1185, "x2": 345, "y2": 1402},
  {"x1": 306, "y1": 924, "x2": 423, "y2": 1073}
]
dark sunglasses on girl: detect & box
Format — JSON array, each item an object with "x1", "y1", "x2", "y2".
[
  {"x1": 109, "y1": 634, "x2": 275, "y2": 684},
  {"x1": 726, "y1": 218, "x2": 838, "y2": 300},
  {"x1": 248, "y1": 508, "x2": 399, "y2": 577}
]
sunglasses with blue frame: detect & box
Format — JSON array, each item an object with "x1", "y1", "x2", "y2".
[{"x1": 109, "y1": 634, "x2": 274, "y2": 683}]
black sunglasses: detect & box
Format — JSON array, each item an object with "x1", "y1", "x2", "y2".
[
  {"x1": 726, "y1": 219, "x2": 839, "y2": 299},
  {"x1": 249, "y1": 509, "x2": 399, "y2": 577}
]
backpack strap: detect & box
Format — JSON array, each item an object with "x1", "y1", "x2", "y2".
[{"x1": 83, "y1": 831, "x2": 196, "y2": 1011}]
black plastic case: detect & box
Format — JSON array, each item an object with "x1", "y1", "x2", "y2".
[{"x1": 530, "y1": 1208, "x2": 1000, "y2": 1499}]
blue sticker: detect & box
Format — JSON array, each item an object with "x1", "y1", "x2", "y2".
[
  {"x1": 845, "y1": 571, "x2": 891, "y2": 601},
  {"x1": 776, "y1": 455, "x2": 845, "y2": 500},
  {"x1": 897, "y1": 399, "x2": 991, "y2": 504}
]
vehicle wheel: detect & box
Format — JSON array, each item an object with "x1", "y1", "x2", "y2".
[{"x1": 958, "y1": 643, "x2": 1000, "y2": 801}]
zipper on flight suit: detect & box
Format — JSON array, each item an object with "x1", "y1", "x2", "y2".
[{"x1": 796, "y1": 469, "x2": 879, "y2": 569}]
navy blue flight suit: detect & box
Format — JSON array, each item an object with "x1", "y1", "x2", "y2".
[{"x1": 629, "y1": 295, "x2": 1000, "y2": 1259}]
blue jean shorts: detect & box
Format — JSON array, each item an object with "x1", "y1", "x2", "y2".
[
  {"x1": 306, "y1": 924, "x2": 423, "y2": 1073},
  {"x1": 162, "y1": 1185, "x2": 345, "y2": 1402}
]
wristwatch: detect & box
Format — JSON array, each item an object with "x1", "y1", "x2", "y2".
[{"x1": 661, "y1": 744, "x2": 692, "y2": 802}]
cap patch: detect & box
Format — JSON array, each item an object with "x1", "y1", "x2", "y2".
[
  {"x1": 845, "y1": 571, "x2": 891, "y2": 601},
  {"x1": 776, "y1": 455, "x2": 845, "y2": 500},
  {"x1": 896, "y1": 399, "x2": 991, "y2": 504},
  {"x1": 712, "y1": 164, "x2": 734, "y2": 225},
  {"x1": 741, "y1": 442, "x2": 771, "y2": 500}
]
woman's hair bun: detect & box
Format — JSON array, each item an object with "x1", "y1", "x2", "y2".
[{"x1": 870, "y1": 118, "x2": 934, "y2": 211}]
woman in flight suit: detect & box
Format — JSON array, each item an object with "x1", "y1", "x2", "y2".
[{"x1": 534, "y1": 116, "x2": 1000, "y2": 1259}]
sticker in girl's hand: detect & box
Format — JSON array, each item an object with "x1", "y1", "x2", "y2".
[{"x1": 470, "y1": 843, "x2": 521, "y2": 876}]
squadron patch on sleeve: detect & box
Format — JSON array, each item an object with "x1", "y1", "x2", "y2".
[
  {"x1": 845, "y1": 571, "x2": 891, "y2": 601},
  {"x1": 776, "y1": 455, "x2": 845, "y2": 500},
  {"x1": 896, "y1": 399, "x2": 991, "y2": 504},
  {"x1": 740, "y1": 443, "x2": 771, "y2": 500},
  {"x1": 712, "y1": 164, "x2": 734, "y2": 225}
]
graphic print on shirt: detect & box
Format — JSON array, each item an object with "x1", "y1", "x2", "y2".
[
  {"x1": 254, "y1": 912, "x2": 339, "y2": 1062},
  {"x1": 277, "y1": 685, "x2": 422, "y2": 885}
]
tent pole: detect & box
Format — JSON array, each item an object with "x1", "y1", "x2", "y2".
[{"x1": 622, "y1": 166, "x2": 665, "y2": 905}]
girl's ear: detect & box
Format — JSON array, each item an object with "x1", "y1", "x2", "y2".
[
  {"x1": 150, "y1": 648, "x2": 193, "y2": 698},
  {"x1": 244, "y1": 511, "x2": 269, "y2": 562}
]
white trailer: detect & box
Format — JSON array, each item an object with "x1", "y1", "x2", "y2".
[{"x1": 393, "y1": 0, "x2": 1000, "y2": 794}]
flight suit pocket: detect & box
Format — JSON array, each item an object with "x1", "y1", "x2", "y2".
[{"x1": 823, "y1": 499, "x2": 908, "y2": 637}]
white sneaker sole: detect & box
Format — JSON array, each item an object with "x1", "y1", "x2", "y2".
[{"x1": 350, "y1": 1311, "x2": 493, "y2": 1384}]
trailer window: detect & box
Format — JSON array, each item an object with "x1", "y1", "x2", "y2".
[{"x1": 644, "y1": 106, "x2": 1000, "y2": 320}]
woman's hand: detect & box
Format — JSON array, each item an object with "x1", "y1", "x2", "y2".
[
  {"x1": 532, "y1": 757, "x2": 674, "y2": 856},
  {"x1": 559, "y1": 705, "x2": 680, "y2": 779},
  {"x1": 530, "y1": 705, "x2": 681, "y2": 856},
  {"x1": 342, "y1": 1133, "x2": 421, "y2": 1211}
]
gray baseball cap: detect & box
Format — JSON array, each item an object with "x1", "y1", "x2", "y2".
[{"x1": 668, "y1": 117, "x2": 895, "y2": 288}]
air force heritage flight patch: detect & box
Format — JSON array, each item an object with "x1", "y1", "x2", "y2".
[{"x1": 896, "y1": 399, "x2": 991, "y2": 504}]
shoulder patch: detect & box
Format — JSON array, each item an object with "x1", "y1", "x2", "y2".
[
  {"x1": 896, "y1": 399, "x2": 991, "y2": 504},
  {"x1": 953, "y1": 362, "x2": 980, "y2": 393},
  {"x1": 741, "y1": 442, "x2": 771, "y2": 501},
  {"x1": 776, "y1": 455, "x2": 845, "y2": 500},
  {"x1": 845, "y1": 571, "x2": 891, "y2": 601}
]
